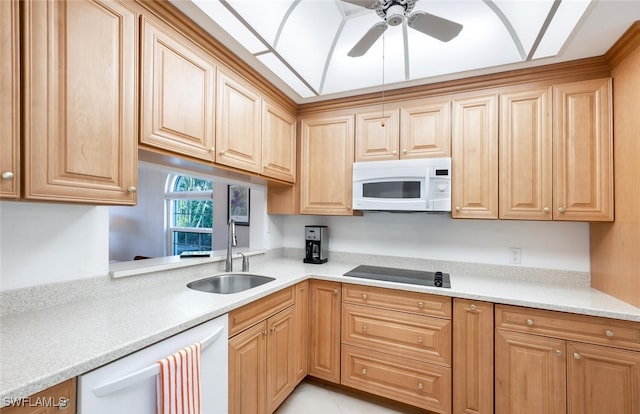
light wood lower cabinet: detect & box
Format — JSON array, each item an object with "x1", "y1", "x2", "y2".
[
  {"x1": 294, "y1": 281, "x2": 309, "y2": 383},
  {"x1": 0, "y1": 378, "x2": 76, "y2": 413},
  {"x1": 308, "y1": 280, "x2": 342, "y2": 383},
  {"x1": 495, "y1": 304, "x2": 640, "y2": 414},
  {"x1": 341, "y1": 284, "x2": 452, "y2": 413},
  {"x1": 452, "y1": 298, "x2": 494, "y2": 414},
  {"x1": 228, "y1": 286, "x2": 299, "y2": 414},
  {"x1": 22, "y1": 0, "x2": 138, "y2": 205}
]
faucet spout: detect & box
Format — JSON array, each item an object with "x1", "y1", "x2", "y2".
[{"x1": 226, "y1": 219, "x2": 237, "y2": 272}]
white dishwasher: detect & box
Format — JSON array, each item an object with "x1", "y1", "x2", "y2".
[{"x1": 77, "y1": 314, "x2": 228, "y2": 414}]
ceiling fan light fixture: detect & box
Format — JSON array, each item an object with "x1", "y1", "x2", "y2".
[{"x1": 385, "y1": 4, "x2": 406, "y2": 26}]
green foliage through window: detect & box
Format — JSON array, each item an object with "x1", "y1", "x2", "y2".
[{"x1": 168, "y1": 175, "x2": 214, "y2": 255}]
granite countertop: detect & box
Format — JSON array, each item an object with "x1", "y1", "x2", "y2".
[{"x1": 2, "y1": 256, "x2": 640, "y2": 406}]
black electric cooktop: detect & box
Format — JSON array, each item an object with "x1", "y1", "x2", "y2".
[{"x1": 343, "y1": 265, "x2": 451, "y2": 288}]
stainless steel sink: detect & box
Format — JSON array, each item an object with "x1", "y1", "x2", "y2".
[{"x1": 187, "y1": 273, "x2": 275, "y2": 294}]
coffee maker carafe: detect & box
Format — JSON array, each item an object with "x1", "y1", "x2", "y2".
[{"x1": 303, "y1": 225, "x2": 328, "y2": 264}]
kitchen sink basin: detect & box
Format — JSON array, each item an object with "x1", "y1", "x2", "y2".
[{"x1": 187, "y1": 273, "x2": 275, "y2": 294}]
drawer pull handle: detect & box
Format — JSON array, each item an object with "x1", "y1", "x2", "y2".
[
  {"x1": 418, "y1": 336, "x2": 423, "y2": 343},
  {"x1": 362, "y1": 325, "x2": 367, "y2": 332},
  {"x1": 58, "y1": 397, "x2": 70, "y2": 410},
  {"x1": 418, "y1": 302, "x2": 424, "y2": 308},
  {"x1": 556, "y1": 350, "x2": 563, "y2": 357},
  {"x1": 527, "y1": 319, "x2": 534, "y2": 326},
  {"x1": 361, "y1": 368, "x2": 367, "y2": 375},
  {"x1": 470, "y1": 304, "x2": 477, "y2": 311},
  {"x1": 574, "y1": 353, "x2": 581, "y2": 360},
  {"x1": 362, "y1": 294, "x2": 367, "y2": 300},
  {"x1": 418, "y1": 383, "x2": 423, "y2": 390},
  {"x1": 605, "y1": 330, "x2": 614, "y2": 337}
]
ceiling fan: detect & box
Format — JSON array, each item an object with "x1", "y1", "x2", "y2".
[{"x1": 343, "y1": 0, "x2": 463, "y2": 57}]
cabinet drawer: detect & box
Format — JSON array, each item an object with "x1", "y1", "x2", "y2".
[
  {"x1": 229, "y1": 287, "x2": 295, "y2": 337},
  {"x1": 342, "y1": 284, "x2": 451, "y2": 319},
  {"x1": 342, "y1": 303, "x2": 451, "y2": 366},
  {"x1": 496, "y1": 304, "x2": 640, "y2": 351},
  {"x1": 341, "y1": 344, "x2": 451, "y2": 413}
]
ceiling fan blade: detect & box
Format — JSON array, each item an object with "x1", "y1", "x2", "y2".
[
  {"x1": 348, "y1": 22, "x2": 387, "y2": 57},
  {"x1": 340, "y1": 0, "x2": 382, "y2": 9},
  {"x1": 407, "y1": 11, "x2": 463, "y2": 42}
]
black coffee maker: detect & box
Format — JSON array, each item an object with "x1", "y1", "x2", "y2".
[{"x1": 303, "y1": 225, "x2": 328, "y2": 264}]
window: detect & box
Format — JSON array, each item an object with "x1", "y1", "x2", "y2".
[{"x1": 166, "y1": 175, "x2": 213, "y2": 255}]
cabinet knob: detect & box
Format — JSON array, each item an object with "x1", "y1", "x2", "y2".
[
  {"x1": 418, "y1": 382, "x2": 423, "y2": 390},
  {"x1": 556, "y1": 350, "x2": 564, "y2": 357},
  {"x1": 392, "y1": 150, "x2": 397, "y2": 155},
  {"x1": 333, "y1": 288, "x2": 338, "y2": 295},
  {"x1": 209, "y1": 147, "x2": 215, "y2": 152},
  {"x1": 527, "y1": 319, "x2": 534, "y2": 326},
  {"x1": 605, "y1": 330, "x2": 614, "y2": 337},
  {"x1": 403, "y1": 149, "x2": 407, "y2": 154},
  {"x1": 558, "y1": 207, "x2": 565, "y2": 213},
  {"x1": 574, "y1": 353, "x2": 581, "y2": 360},
  {"x1": 361, "y1": 368, "x2": 367, "y2": 375},
  {"x1": 362, "y1": 325, "x2": 367, "y2": 332},
  {"x1": 1, "y1": 171, "x2": 14, "y2": 180},
  {"x1": 220, "y1": 150, "x2": 226, "y2": 155},
  {"x1": 270, "y1": 326, "x2": 276, "y2": 332},
  {"x1": 417, "y1": 302, "x2": 424, "y2": 308},
  {"x1": 362, "y1": 294, "x2": 367, "y2": 300},
  {"x1": 58, "y1": 397, "x2": 70, "y2": 410},
  {"x1": 418, "y1": 336, "x2": 423, "y2": 343},
  {"x1": 347, "y1": 205, "x2": 351, "y2": 210},
  {"x1": 543, "y1": 207, "x2": 550, "y2": 213},
  {"x1": 128, "y1": 186, "x2": 137, "y2": 193},
  {"x1": 455, "y1": 206, "x2": 460, "y2": 212},
  {"x1": 470, "y1": 304, "x2": 477, "y2": 311},
  {"x1": 262, "y1": 331, "x2": 268, "y2": 335}
]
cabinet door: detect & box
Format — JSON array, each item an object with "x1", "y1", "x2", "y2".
[
  {"x1": 1, "y1": 378, "x2": 76, "y2": 414},
  {"x1": 568, "y1": 342, "x2": 640, "y2": 414},
  {"x1": 140, "y1": 16, "x2": 216, "y2": 161},
  {"x1": 400, "y1": 98, "x2": 451, "y2": 158},
  {"x1": 22, "y1": 0, "x2": 137, "y2": 205},
  {"x1": 266, "y1": 306, "x2": 296, "y2": 413},
  {"x1": 452, "y1": 94, "x2": 498, "y2": 218},
  {"x1": 216, "y1": 69, "x2": 262, "y2": 173},
  {"x1": 0, "y1": 0, "x2": 20, "y2": 199},
  {"x1": 355, "y1": 108, "x2": 400, "y2": 161},
  {"x1": 300, "y1": 115, "x2": 355, "y2": 215},
  {"x1": 553, "y1": 78, "x2": 613, "y2": 221},
  {"x1": 229, "y1": 321, "x2": 267, "y2": 414},
  {"x1": 495, "y1": 330, "x2": 566, "y2": 414},
  {"x1": 453, "y1": 299, "x2": 494, "y2": 414},
  {"x1": 308, "y1": 280, "x2": 341, "y2": 383},
  {"x1": 262, "y1": 100, "x2": 296, "y2": 182},
  {"x1": 294, "y1": 281, "x2": 309, "y2": 384},
  {"x1": 500, "y1": 87, "x2": 553, "y2": 220}
]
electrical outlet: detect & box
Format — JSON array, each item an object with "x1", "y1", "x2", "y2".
[{"x1": 509, "y1": 247, "x2": 521, "y2": 264}]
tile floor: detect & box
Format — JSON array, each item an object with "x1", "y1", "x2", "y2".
[{"x1": 274, "y1": 379, "x2": 417, "y2": 414}]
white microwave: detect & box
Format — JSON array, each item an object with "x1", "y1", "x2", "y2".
[{"x1": 352, "y1": 158, "x2": 451, "y2": 212}]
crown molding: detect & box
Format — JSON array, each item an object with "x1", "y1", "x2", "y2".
[{"x1": 606, "y1": 21, "x2": 640, "y2": 69}]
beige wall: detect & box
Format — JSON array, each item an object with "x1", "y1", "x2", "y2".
[{"x1": 590, "y1": 43, "x2": 640, "y2": 307}]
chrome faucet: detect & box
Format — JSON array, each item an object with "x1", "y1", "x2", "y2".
[{"x1": 225, "y1": 219, "x2": 237, "y2": 272}]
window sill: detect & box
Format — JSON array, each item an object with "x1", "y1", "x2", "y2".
[{"x1": 108, "y1": 249, "x2": 266, "y2": 279}]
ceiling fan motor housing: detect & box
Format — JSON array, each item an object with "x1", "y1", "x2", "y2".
[{"x1": 376, "y1": 0, "x2": 416, "y2": 25}]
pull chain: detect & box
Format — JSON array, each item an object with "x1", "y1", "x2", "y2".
[{"x1": 381, "y1": 31, "x2": 386, "y2": 127}]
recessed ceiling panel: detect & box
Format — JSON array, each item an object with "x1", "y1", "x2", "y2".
[
  {"x1": 257, "y1": 53, "x2": 316, "y2": 98},
  {"x1": 226, "y1": 0, "x2": 294, "y2": 46},
  {"x1": 493, "y1": 0, "x2": 554, "y2": 55},
  {"x1": 533, "y1": 0, "x2": 591, "y2": 59}
]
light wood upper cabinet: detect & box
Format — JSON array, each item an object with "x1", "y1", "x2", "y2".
[
  {"x1": 0, "y1": 0, "x2": 20, "y2": 199},
  {"x1": 500, "y1": 87, "x2": 553, "y2": 220},
  {"x1": 354, "y1": 107, "x2": 400, "y2": 161},
  {"x1": 553, "y1": 78, "x2": 613, "y2": 221},
  {"x1": 308, "y1": 280, "x2": 342, "y2": 383},
  {"x1": 300, "y1": 115, "x2": 355, "y2": 215},
  {"x1": 216, "y1": 68, "x2": 262, "y2": 174},
  {"x1": 452, "y1": 93, "x2": 499, "y2": 219},
  {"x1": 453, "y1": 299, "x2": 494, "y2": 414},
  {"x1": 355, "y1": 98, "x2": 451, "y2": 162},
  {"x1": 140, "y1": 16, "x2": 216, "y2": 162},
  {"x1": 400, "y1": 97, "x2": 452, "y2": 158},
  {"x1": 22, "y1": 0, "x2": 137, "y2": 205},
  {"x1": 262, "y1": 100, "x2": 296, "y2": 182}
]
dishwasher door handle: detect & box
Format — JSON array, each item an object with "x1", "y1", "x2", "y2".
[{"x1": 91, "y1": 325, "x2": 224, "y2": 398}]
